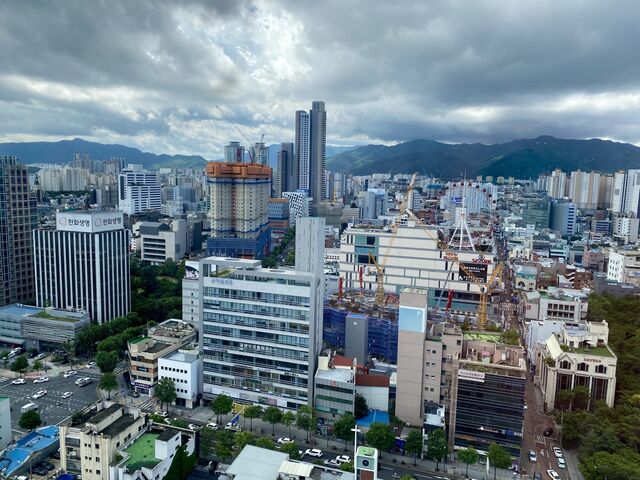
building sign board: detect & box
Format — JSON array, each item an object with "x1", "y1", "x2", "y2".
[
  {"x1": 459, "y1": 262, "x2": 488, "y2": 282},
  {"x1": 459, "y1": 369, "x2": 485, "y2": 382},
  {"x1": 56, "y1": 211, "x2": 124, "y2": 233}
]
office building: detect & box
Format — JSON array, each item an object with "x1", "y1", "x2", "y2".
[
  {"x1": 275, "y1": 142, "x2": 296, "y2": 198},
  {"x1": 283, "y1": 190, "x2": 311, "y2": 226},
  {"x1": 138, "y1": 218, "x2": 189, "y2": 264},
  {"x1": 128, "y1": 319, "x2": 197, "y2": 396},
  {"x1": 206, "y1": 162, "x2": 271, "y2": 259},
  {"x1": 199, "y1": 257, "x2": 323, "y2": 410},
  {"x1": 549, "y1": 200, "x2": 576, "y2": 236},
  {"x1": 59, "y1": 402, "x2": 146, "y2": 479},
  {"x1": 612, "y1": 212, "x2": 639, "y2": 243},
  {"x1": 158, "y1": 347, "x2": 201, "y2": 408},
  {"x1": 314, "y1": 353, "x2": 356, "y2": 418},
  {"x1": 295, "y1": 110, "x2": 311, "y2": 193},
  {"x1": 295, "y1": 216, "x2": 325, "y2": 278},
  {"x1": 268, "y1": 198, "x2": 290, "y2": 239},
  {"x1": 0, "y1": 156, "x2": 37, "y2": 307},
  {"x1": 296, "y1": 101, "x2": 327, "y2": 209},
  {"x1": 0, "y1": 396, "x2": 10, "y2": 449},
  {"x1": 607, "y1": 249, "x2": 640, "y2": 287},
  {"x1": 33, "y1": 210, "x2": 131, "y2": 324},
  {"x1": 521, "y1": 195, "x2": 550, "y2": 230},
  {"x1": 118, "y1": 164, "x2": 162, "y2": 215}
]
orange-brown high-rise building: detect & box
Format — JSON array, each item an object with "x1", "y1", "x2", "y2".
[{"x1": 205, "y1": 162, "x2": 272, "y2": 259}]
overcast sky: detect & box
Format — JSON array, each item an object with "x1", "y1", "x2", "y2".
[{"x1": 1, "y1": 0, "x2": 639, "y2": 156}]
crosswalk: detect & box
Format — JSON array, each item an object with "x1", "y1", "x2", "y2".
[{"x1": 138, "y1": 397, "x2": 159, "y2": 412}]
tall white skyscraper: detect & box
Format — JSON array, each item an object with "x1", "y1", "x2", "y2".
[
  {"x1": 295, "y1": 101, "x2": 327, "y2": 210},
  {"x1": 295, "y1": 110, "x2": 311, "y2": 192},
  {"x1": 611, "y1": 169, "x2": 640, "y2": 215},
  {"x1": 118, "y1": 164, "x2": 162, "y2": 215},
  {"x1": 33, "y1": 211, "x2": 131, "y2": 324}
]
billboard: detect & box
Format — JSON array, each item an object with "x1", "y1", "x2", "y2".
[
  {"x1": 56, "y1": 211, "x2": 124, "y2": 233},
  {"x1": 458, "y1": 369, "x2": 485, "y2": 383},
  {"x1": 459, "y1": 262, "x2": 488, "y2": 282},
  {"x1": 184, "y1": 260, "x2": 200, "y2": 280}
]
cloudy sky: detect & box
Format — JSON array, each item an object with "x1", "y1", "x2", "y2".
[{"x1": 1, "y1": 0, "x2": 639, "y2": 156}]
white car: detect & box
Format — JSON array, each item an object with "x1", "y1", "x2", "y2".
[
  {"x1": 547, "y1": 470, "x2": 561, "y2": 480},
  {"x1": 154, "y1": 411, "x2": 169, "y2": 418},
  {"x1": 32, "y1": 389, "x2": 47, "y2": 399},
  {"x1": 206, "y1": 422, "x2": 219, "y2": 429},
  {"x1": 277, "y1": 437, "x2": 293, "y2": 445},
  {"x1": 61, "y1": 391, "x2": 73, "y2": 399},
  {"x1": 34, "y1": 353, "x2": 47, "y2": 360},
  {"x1": 33, "y1": 376, "x2": 49, "y2": 383},
  {"x1": 528, "y1": 450, "x2": 537, "y2": 462},
  {"x1": 86, "y1": 361, "x2": 96, "y2": 368},
  {"x1": 188, "y1": 424, "x2": 200, "y2": 431},
  {"x1": 63, "y1": 370, "x2": 77, "y2": 378},
  {"x1": 304, "y1": 449, "x2": 323, "y2": 458},
  {"x1": 324, "y1": 459, "x2": 340, "y2": 467},
  {"x1": 557, "y1": 457, "x2": 566, "y2": 469},
  {"x1": 553, "y1": 446, "x2": 563, "y2": 458},
  {"x1": 11, "y1": 378, "x2": 26, "y2": 385},
  {"x1": 335, "y1": 455, "x2": 351, "y2": 464}
]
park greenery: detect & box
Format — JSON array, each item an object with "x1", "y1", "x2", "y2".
[{"x1": 558, "y1": 294, "x2": 640, "y2": 479}]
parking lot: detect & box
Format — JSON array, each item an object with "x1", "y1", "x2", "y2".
[{"x1": 0, "y1": 365, "x2": 101, "y2": 439}]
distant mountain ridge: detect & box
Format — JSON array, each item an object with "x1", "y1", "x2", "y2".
[
  {"x1": 0, "y1": 138, "x2": 209, "y2": 170},
  {"x1": 326, "y1": 136, "x2": 640, "y2": 178}
]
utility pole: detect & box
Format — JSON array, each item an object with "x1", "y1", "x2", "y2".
[{"x1": 351, "y1": 426, "x2": 361, "y2": 479}]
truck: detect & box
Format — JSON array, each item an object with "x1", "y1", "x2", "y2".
[{"x1": 21, "y1": 402, "x2": 38, "y2": 414}]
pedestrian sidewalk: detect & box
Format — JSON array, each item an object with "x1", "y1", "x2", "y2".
[{"x1": 563, "y1": 448, "x2": 584, "y2": 480}]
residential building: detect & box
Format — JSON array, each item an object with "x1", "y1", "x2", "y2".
[
  {"x1": 267, "y1": 198, "x2": 290, "y2": 239},
  {"x1": 314, "y1": 353, "x2": 356, "y2": 418},
  {"x1": 295, "y1": 110, "x2": 310, "y2": 193},
  {"x1": 611, "y1": 169, "x2": 640, "y2": 215},
  {"x1": 275, "y1": 143, "x2": 296, "y2": 198},
  {"x1": 359, "y1": 188, "x2": 388, "y2": 219},
  {"x1": 225, "y1": 141, "x2": 245, "y2": 163},
  {"x1": 138, "y1": 218, "x2": 189, "y2": 264},
  {"x1": 550, "y1": 200, "x2": 576, "y2": 236},
  {"x1": 199, "y1": 256, "x2": 323, "y2": 410},
  {"x1": 534, "y1": 320, "x2": 617, "y2": 410},
  {"x1": 33, "y1": 210, "x2": 131, "y2": 324},
  {"x1": 607, "y1": 249, "x2": 640, "y2": 287},
  {"x1": 118, "y1": 164, "x2": 162, "y2": 215},
  {"x1": 568, "y1": 170, "x2": 601, "y2": 209},
  {"x1": 0, "y1": 156, "x2": 37, "y2": 307},
  {"x1": 59, "y1": 402, "x2": 146, "y2": 479},
  {"x1": 250, "y1": 142, "x2": 269, "y2": 166},
  {"x1": 547, "y1": 169, "x2": 568, "y2": 199},
  {"x1": 0, "y1": 396, "x2": 10, "y2": 449},
  {"x1": 296, "y1": 101, "x2": 327, "y2": 210},
  {"x1": 612, "y1": 212, "x2": 639, "y2": 243},
  {"x1": 128, "y1": 319, "x2": 197, "y2": 396},
  {"x1": 158, "y1": 347, "x2": 201, "y2": 408},
  {"x1": 38, "y1": 165, "x2": 89, "y2": 191},
  {"x1": 206, "y1": 162, "x2": 271, "y2": 259},
  {"x1": 295, "y1": 216, "x2": 325, "y2": 279},
  {"x1": 282, "y1": 190, "x2": 311, "y2": 226}
]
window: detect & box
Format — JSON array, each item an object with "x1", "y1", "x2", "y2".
[
  {"x1": 577, "y1": 363, "x2": 588, "y2": 372},
  {"x1": 560, "y1": 360, "x2": 571, "y2": 370},
  {"x1": 595, "y1": 365, "x2": 607, "y2": 374}
]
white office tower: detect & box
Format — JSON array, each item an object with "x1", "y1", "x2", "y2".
[
  {"x1": 118, "y1": 164, "x2": 162, "y2": 215},
  {"x1": 199, "y1": 257, "x2": 323, "y2": 409},
  {"x1": 33, "y1": 211, "x2": 131, "y2": 324},
  {"x1": 295, "y1": 111, "x2": 311, "y2": 192}
]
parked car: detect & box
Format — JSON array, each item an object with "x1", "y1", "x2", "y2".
[
  {"x1": 277, "y1": 437, "x2": 293, "y2": 445},
  {"x1": 75, "y1": 377, "x2": 92, "y2": 387},
  {"x1": 528, "y1": 450, "x2": 537, "y2": 462},
  {"x1": 547, "y1": 470, "x2": 561, "y2": 480},
  {"x1": 63, "y1": 370, "x2": 77, "y2": 378},
  {"x1": 33, "y1": 376, "x2": 49, "y2": 383},
  {"x1": 11, "y1": 378, "x2": 25, "y2": 385},
  {"x1": 61, "y1": 391, "x2": 74, "y2": 399},
  {"x1": 335, "y1": 455, "x2": 351, "y2": 464},
  {"x1": 225, "y1": 422, "x2": 242, "y2": 432},
  {"x1": 188, "y1": 424, "x2": 200, "y2": 431},
  {"x1": 543, "y1": 427, "x2": 554, "y2": 437},
  {"x1": 324, "y1": 459, "x2": 341, "y2": 467},
  {"x1": 557, "y1": 458, "x2": 566, "y2": 469},
  {"x1": 34, "y1": 353, "x2": 47, "y2": 361},
  {"x1": 86, "y1": 361, "x2": 96, "y2": 368},
  {"x1": 154, "y1": 411, "x2": 169, "y2": 418},
  {"x1": 32, "y1": 389, "x2": 48, "y2": 399},
  {"x1": 206, "y1": 422, "x2": 219, "y2": 429},
  {"x1": 305, "y1": 449, "x2": 323, "y2": 458},
  {"x1": 553, "y1": 446, "x2": 563, "y2": 458}
]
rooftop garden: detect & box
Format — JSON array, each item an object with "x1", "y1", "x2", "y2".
[{"x1": 123, "y1": 433, "x2": 161, "y2": 471}]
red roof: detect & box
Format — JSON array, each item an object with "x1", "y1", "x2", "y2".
[
  {"x1": 356, "y1": 373, "x2": 390, "y2": 388},
  {"x1": 332, "y1": 355, "x2": 354, "y2": 368}
]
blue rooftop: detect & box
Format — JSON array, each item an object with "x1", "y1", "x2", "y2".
[
  {"x1": 0, "y1": 303, "x2": 43, "y2": 317},
  {"x1": 356, "y1": 410, "x2": 390, "y2": 429},
  {"x1": 0, "y1": 426, "x2": 59, "y2": 477}
]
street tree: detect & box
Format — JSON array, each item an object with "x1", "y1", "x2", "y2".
[
  {"x1": 215, "y1": 430, "x2": 234, "y2": 462},
  {"x1": 262, "y1": 406, "x2": 283, "y2": 436},
  {"x1": 426, "y1": 429, "x2": 448, "y2": 471},
  {"x1": 32, "y1": 360, "x2": 43, "y2": 374},
  {"x1": 281, "y1": 411, "x2": 296, "y2": 438},
  {"x1": 244, "y1": 405, "x2": 263, "y2": 431},
  {"x1": 61, "y1": 340, "x2": 76, "y2": 366},
  {"x1": 96, "y1": 350, "x2": 119, "y2": 373},
  {"x1": 233, "y1": 431, "x2": 255, "y2": 455},
  {"x1": 255, "y1": 437, "x2": 275, "y2": 450},
  {"x1": 19, "y1": 410, "x2": 42, "y2": 430},
  {"x1": 10, "y1": 355, "x2": 28, "y2": 377},
  {"x1": 487, "y1": 443, "x2": 512, "y2": 480},
  {"x1": 211, "y1": 394, "x2": 233, "y2": 423},
  {"x1": 155, "y1": 377, "x2": 177, "y2": 412},
  {"x1": 280, "y1": 441, "x2": 301, "y2": 460},
  {"x1": 199, "y1": 426, "x2": 216, "y2": 459},
  {"x1": 340, "y1": 462, "x2": 355, "y2": 473},
  {"x1": 296, "y1": 405, "x2": 316, "y2": 443},
  {"x1": 366, "y1": 423, "x2": 395, "y2": 457},
  {"x1": 354, "y1": 394, "x2": 369, "y2": 420},
  {"x1": 404, "y1": 430, "x2": 423, "y2": 466},
  {"x1": 458, "y1": 447, "x2": 479, "y2": 478},
  {"x1": 98, "y1": 372, "x2": 118, "y2": 399},
  {"x1": 334, "y1": 413, "x2": 356, "y2": 451}
]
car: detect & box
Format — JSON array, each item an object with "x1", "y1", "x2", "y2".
[
  {"x1": 206, "y1": 422, "x2": 219, "y2": 429},
  {"x1": 305, "y1": 449, "x2": 323, "y2": 458},
  {"x1": 547, "y1": 470, "x2": 561, "y2": 480},
  {"x1": 75, "y1": 377, "x2": 92, "y2": 387},
  {"x1": 225, "y1": 422, "x2": 242, "y2": 431},
  {"x1": 33, "y1": 376, "x2": 49, "y2": 383},
  {"x1": 528, "y1": 450, "x2": 538, "y2": 462},
  {"x1": 11, "y1": 378, "x2": 25, "y2": 385},
  {"x1": 63, "y1": 370, "x2": 77, "y2": 378},
  {"x1": 34, "y1": 353, "x2": 46, "y2": 361},
  {"x1": 277, "y1": 437, "x2": 293, "y2": 445},
  {"x1": 335, "y1": 455, "x2": 351, "y2": 464},
  {"x1": 61, "y1": 391, "x2": 74, "y2": 399},
  {"x1": 154, "y1": 411, "x2": 169, "y2": 418},
  {"x1": 543, "y1": 427, "x2": 554, "y2": 437},
  {"x1": 32, "y1": 389, "x2": 48, "y2": 399},
  {"x1": 553, "y1": 446, "x2": 563, "y2": 458},
  {"x1": 86, "y1": 361, "x2": 96, "y2": 368},
  {"x1": 324, "y1": 459, "x2": 341, "y2": 467},
  {"x1": 188, "y1": 424, "x2": 200, "y2": 431},
  {"x1": 557, "y1": 458, "x2": 566, "y2": 469},
  {"x1": 41, "y1": 461, "x2": 55, "y2": 471}
]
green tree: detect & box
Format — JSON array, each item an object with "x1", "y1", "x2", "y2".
[
  {"x1": 366, "y1": 423, "x2": 395, "y2": 458},
  {"x1": 199, "y1": 426, "x2": 216, "y2": 459},
  {"x1": 281, "y1": 411, "x2": 296, "y2": 438},
  {"x1": 96, "y1": 350, "x2": 119, "y2": 373},
  {"x1": 280, "y1": 441, "x2": 301, "y2": 460},
  {"x1": 32, "y1": 359, "x2": 43, "y2": 374},
  {"x1": 0, "y1": 350, "x2": 9, "y2": 368},
  {"x1": 155, "y1": 377, "x2": 177, "y2": 412},
  {"x1": 581, "y1": 449, "x2": 640, "y2": 480},
  {"x1": 61, "y1": 340, "x2": 76, "y2": 367},
  {"x1": 233, "y1": 431, "x2": 255, "y2": 455},
  {"x1": 404, "y1": 430, "x2": 423, "y2": 466},
  {"x1": 285, "y1": 251, "x2": 295, "y2": 266},
  {"x1": 426, "y1": 429, "x2": 448, "y2": 471},
  {"x1": 296, "y1": 405, "x2": 316, "y2": 443},
  {"x1": 98, "y1": 372, "x2": 118, "y2": 399},
  {"x1": 10, "y1": 355, "x2": 29, "y2": 377},
  {"x1": 211, "y1": 394, "x2": 233, "y2": 423},
  {"x1": 19, "y1": 410, "x2": 43, "y2": 430},
  {"x1": 171, "y1": 418, "x2": 189, "y2": 429},
  {"x1": 400, "y1": 476, "x2": 415, "y2": 480},
  {"x1": 573, "y1": 386, "x2": 590, "y2": 411},
  {"x1": 334, "y1": 413, "x2": 356, "y2": 451},
  {"x1": 255, "y1": 437, "x2": 275, "y2": 450},
  {"x1": 163, "y1": 445, "x2": 196, "y2": 480},
  {"x1": 458, "y1": 447, "x2": 479, "y2": 478},
  {"x1": 150, "y1": 413, "x2": 168, "y2": 424},
  {"x1": 262, "y1": 406, "x2": 283, "y2": 436},
  {"x1": 244, "y1": 405, "x2": 263, "y2": 432},
  {"x1": 354, "y1": 393, "x2": 369, "y2": 420},
  {"x1": 339, "y1": 462, "x2": 355, "y2": 472},
  {"x1": 487, "y1": 443, "x2": 512, "y2": 480}
]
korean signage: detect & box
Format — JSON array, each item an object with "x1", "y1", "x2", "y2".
[
  {"x1": 56, "y1": 211, "x2": 124, "y2": 233},
  {"x1": 459, "y1": 369, "x2": 485, "y2": 383},
  {"x1": 459, "y1": 262, "x2": 488, "y2": 282}
]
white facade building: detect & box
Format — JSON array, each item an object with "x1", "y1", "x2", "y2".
[
  {"x1": 612, "y1": 212, "x2": 639, "y2": 243},
  {"x1": 158, "y1": 348, "x2": 201, "y2": 409},
  {"x1": 0, "y1": 396, "x2": 10, "y2": 449},
  {"x1": 138, "y1": 219, "x2": 188, "y2": 265},
  {"x1": 118, "y1": 164, "x2": 162, "y2": 215},
  {"x1": 282, "y1": 191, "x2": 311, "y2": 226},
  {"x1": 33, "y1": 211, "x2": 131, "y2": 324},
  {"x1": 607, "y1": 249, "x2": 640, "y2": 286},
  {"x1": 199, "y1": 257, "x2": 323, "y2": 410},
  {"x1": 295, "y1": 111, "x2": 311, "y2": 192}
]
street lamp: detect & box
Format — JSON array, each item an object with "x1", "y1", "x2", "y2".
[{"x1": 351, "y1": 426, "x2": 361, "y2": 479}]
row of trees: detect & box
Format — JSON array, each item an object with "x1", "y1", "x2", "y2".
[{"x1": 262, "y1": 228, "x2": 295, "y2": 268}]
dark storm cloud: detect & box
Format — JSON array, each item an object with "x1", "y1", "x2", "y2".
[{"x1": 1, "y1": 0, "x2": 639, "y2": 154}]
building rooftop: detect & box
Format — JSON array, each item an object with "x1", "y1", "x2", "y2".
[
  {"x1": 164, "y1": 350, "x2": 199, "y2": 363},
  {"x1": 123, "y1": 433, "x2": 161, "y2": 471},
  {"x1": 0, "y1": 303, "x2": 42, "y2": 316},
  {"x1": 87, "y1": 403, "x2": 122, "y2": 425},
  {"x1": 0, "y1": 426, "x2": 59, "y2": 477},
  {"x1": 149, "y1": 319, "x2": 196, "y2": 340},
  {"x1": 102, "y1": 414, "x2": 138, "y2": 437},
  {"x1": 463, "y1": 331, "x2": 502, "y2": 343},
  {"x1": 316, "y1": 366, "x2": 354, "y2": 383},
  {"x1": 227, "y1": 445, "x2": 288, "y2": 480},
  {"x1": 355, "y1": 373, "x2": 390, "y2": 388}
]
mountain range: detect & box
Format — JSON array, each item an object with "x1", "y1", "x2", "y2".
[
  {"x1": 1, "y1": 136, "x2": 639, "y2": 178},
  {"x1": 326, "y1": 136, "x2": 640, "y2": 178}
]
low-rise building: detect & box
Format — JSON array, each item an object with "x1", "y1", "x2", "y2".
[
  {"x1": 314, "y1": 353, "x2": 356, "y2": 418},
  {"x1": 0, "y1": 425, "x2": 59, "y2": 478},
  {"x1": 514, "y1": 264, "x2": 537, "y2": 291},
  {"x1": 355, "y1": 373, "x2": 390, "y2": 413},
  {"x1": 158, "y1": 348, "x2": 201, "y2": 409},
  {"x1": 607, "y1": 249, "x2": 640, "y2": 287},
  {"x1": 524, "y1": 287, "x2": 589, "y2": 322},
  {"x1": 0, "y1": 396, "x2": 10, "y2": 449},
  {"x1": 138, "y1": 218, "x2": 189, "y2": 265}
]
